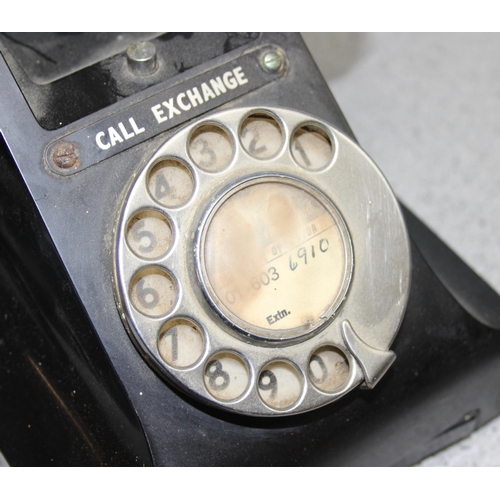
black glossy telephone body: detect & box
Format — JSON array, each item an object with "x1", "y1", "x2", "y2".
[{"x1": 0, "y1": 33, "x2": 499, "y2": 466}]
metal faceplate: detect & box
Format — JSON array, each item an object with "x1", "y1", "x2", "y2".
[{"x1": 114, "y1": 106, "x2": 411, "y2": 416}]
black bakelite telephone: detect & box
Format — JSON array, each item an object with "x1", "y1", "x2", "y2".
[{"x1": 0, "y1": 33, "x2": 499, "y2": 466}]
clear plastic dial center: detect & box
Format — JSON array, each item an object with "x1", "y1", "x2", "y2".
[{"x1": 201, "y1": 179, "x2": 351, "y2": 341}]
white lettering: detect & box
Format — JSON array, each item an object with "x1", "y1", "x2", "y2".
[
  {"x1": 210, "y1": 77, "x2": 227, "y2": 96},
  {"x1": 223, "y1": 71, "x2": 237, "y2": 90},
  {"x1": 152, "y1": 104, "x2": 167, "y2": 124},
  {"x1": 201, "y1": 82, "x2": 216, "y2": 101},
  {"x1": 187, "y1": 87, "x2": 204, "y2": 107},
  {"x1": 163, "y1": 98, "x2": 181, "y2": 118},
  {"x1": 148, "y1": 66, "x2": 251, "y2": 130},
  {"x1": 96, "y1": 131, "x2": 110, "y2": 150},
  {"x1": 177, "y1": 92, "x2": 191, "y2": 111},
  {"x1": 129, "y1": 117, "x2": 145, "y2": 135},
  {"x1": 118, "y1": 122, "x2": 134, "y2": 140},
  {"x1": 233, "y1": 67, "x2": 248, "y2": 86},
  {"x1": 108, "y1": 127, "x2": 123, "y2": 147}
]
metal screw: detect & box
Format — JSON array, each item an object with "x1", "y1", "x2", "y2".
[
  {"x1": 261, "y1": 50, "x2": 283, "y2": 72},
  {"x1": 126, "y1": 41, "x2": 158, "y2": 76},
  {"x1": 52, "y1": 142, "x2": 79, "y2": 169}
]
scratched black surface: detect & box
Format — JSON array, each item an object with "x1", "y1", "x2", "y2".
[
  {"x1": 0, "y1": 136, "x2": 153, "y2": 466},
  {"x1": 0, "y1": 32, "x2": 259, "y2": 130}
]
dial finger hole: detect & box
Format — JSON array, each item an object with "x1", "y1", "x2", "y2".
[
  {"x1": 158, "y1": 318, "x2": 205, "y2": 368},
  {"x1": 189, "y1": 124, "x2": 233, "y2": 172},
  {"x1": 148, "y1": 159, "x2": 194, "y2": 207},
  {"x1": 258, "y1": 361, "x2": 303, "y2": 410},
  {"x1": 291, "y1": 124, "x2": 333, "y2": 171},
  {"x1": 126, "y1": 210, "x2": 173, "y2": 260},
  {"x1": 204, "y1": 352, "x2": 250, "y2": 401},
  {"x1": 129, "y1": 267, "x2": 177, "y2": 317},
  {"x1": 308, "y1": 345, "x2": 350, "y2": 393},
  {"x1": 240, "y1": 113, "x2": 283, "y2": 159}
]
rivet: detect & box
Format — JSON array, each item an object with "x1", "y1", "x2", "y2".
[
  {"x1": 51, "y1": 142, "x2": 79, "y2": 169},
  {"x1": 261, "y1": 50, "x2": 283, "y2": 72}
]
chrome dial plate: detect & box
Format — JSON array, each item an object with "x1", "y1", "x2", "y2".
[{"x1": 114, "y1": 107, "x2": 411, "y2": 416}]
